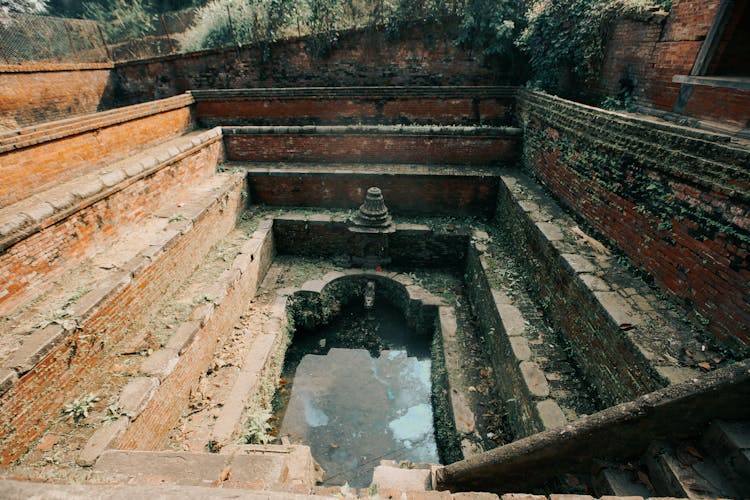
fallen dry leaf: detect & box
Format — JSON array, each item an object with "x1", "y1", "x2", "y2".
[{"x1": 698, "y1": 362, "x2": 712, "y2": 371}]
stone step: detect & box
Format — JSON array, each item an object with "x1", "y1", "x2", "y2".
[
  {"x1": 591, "y1": 464, "x2": 653, "y2": 497},
  {"x1": 92, "y1": 446, "x2": 317, "y2": 489},
  {"x1": 0, "y1": 171, "x2": 245, "y2": 466},
  {"x1": 72, "y1": 216, "x2": 272, "y2": 467},
  {"x1": 371, "y1": 462, "x2": 436, "y2": 492},
  {"x1": 701, "y1": 419, "x2": 750, "y2": 492},
  {"x1": 644, "y1": 440, "x2": 738, "y2": 499},
  {"x1": 222, "y1": 125, "x2": 521, "y2": 167},
  {"x1": 0, "y1": 127, "x2": 223, "y2": 313},
  {"x1": 235, "y1": 161, "x2": 504, "y2": 218}
]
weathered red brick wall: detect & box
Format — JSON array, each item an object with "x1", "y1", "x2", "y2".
[
  {"x1": 192, "y1": 88, "x2": 517, "y2": 127},
  {"x1": 224, "y1": 130, "x2": 520, "y2": 165},
  {"x1": 113, "y1": 20, "x2": 507, "y2": 107},
  {"x1": 0, "y1": 95, "x2": 194, "y2": 208},
  {"x1": 0, "y1": 140, "x2": 222, "y2": 314},
  {"x1": 247, "y1": 173, "x2": 500, "y2": 217},
  {"x1": 520, "y1": 90, "x2": 750, "y2": 351},
  {"x1": 0, "y1": 177, "x2": 245, "y2": 466},
  {"x1": 0, "y1": 63, "x2": 114, "y2": 131},
  {"x1": 596, "y1": 0, "x2": 749, "y2": 126}
]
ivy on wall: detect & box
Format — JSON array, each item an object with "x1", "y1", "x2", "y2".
[{"x1": 516, "y1": 0, "x2": 671, "y2": 97}]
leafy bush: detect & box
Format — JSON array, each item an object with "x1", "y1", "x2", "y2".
[
  {"x1": 82, "y1": 0, "x2": 155, "y2": 40},
  {"x1": 455, "y1": 0, "x2": 527, "y2": 58},
  {"x1": 178, "y1": 0, "x2": 267, "y2": 51},
  {"x1": 517, "y1": 0, "x2": 669, "y2": 95}
]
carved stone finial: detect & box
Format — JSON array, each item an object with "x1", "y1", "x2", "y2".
[{"x1": 352, "y1": 187, "x2": 392, "y2": 229}]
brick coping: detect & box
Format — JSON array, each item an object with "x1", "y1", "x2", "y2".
[
  {"x1": 223, "y1": 125, "x2": 522, "y2": 137},
  {"x1": 0, "y1": 93, "x2": 194, "y2": 153},
  {"x1": 190, "y1": 86, "x2": 518, "y2": 100}
]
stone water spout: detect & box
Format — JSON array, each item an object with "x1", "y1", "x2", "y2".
[{"x1": 364, "y1": 280, "x2": 376, "y2": 309}]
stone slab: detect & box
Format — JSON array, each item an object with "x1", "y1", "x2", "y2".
[
  {"x1": 165, "y1": 321, "x2": 201, "y2": 355},
  {"x1": 140, "y1": 349, "x2": 179, "y2": 379},
  {"x1": 118, "y1": 377, "x2": 158, "y2": 416},
  {"x1": 4, "y1": 323, "x2": 68, "y2": 374},
  {"x1": 497, "y1": 304, "x2": 525, "y2": 337},
  {"x1": 93, "y1": 450, "x2": 229, "y2": 484},
  {"x1": 594, "y1": 292, "x2": 637, "y2": 327},
  {"x1": 212, "y1": 334, "x2": 277, "y2": 444},
  {"x1": 519, "y1": 361, "x2": 550, "y2": 398},
  {"x1": 509, "y1": 337, "x2": 531, "y2": 361},
  {"x1": 536, "y1": 400, "x2": 566, "y2": 430},
  {"x1": 77, "y1": 417, "x2": 130, "y2": 467},
  {"x1": 0, "y1": 480, "x2": 335, "y2": 499},
  {"x1": 561, "y1": 253, "x2": 597, "y2": 274},
  {"x1": 371, "y1": 465, "x2": 431, "y2": 491}
]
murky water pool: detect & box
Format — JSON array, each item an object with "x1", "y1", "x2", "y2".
[{"x1": 274, "y1": 300, "x2": 438, "y2": 487}]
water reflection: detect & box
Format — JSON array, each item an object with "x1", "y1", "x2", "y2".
[{"x1": 275, "y1": 300, "x2": 438, "y2": 487}]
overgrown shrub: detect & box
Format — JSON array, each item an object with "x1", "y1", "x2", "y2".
[
  {"x1": 178, "y1": 0, "x2": 267, "y2": 51},
  {"x1": 82, "y1": 0, "x2": 155, "y2": 40},
  {"x1": 517, "y1": 0, "x2": 669, "y2": 95}
]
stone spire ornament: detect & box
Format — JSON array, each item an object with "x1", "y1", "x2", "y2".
[{"x1": 352, "y1": 187, "x2": 393, "y2": 231}]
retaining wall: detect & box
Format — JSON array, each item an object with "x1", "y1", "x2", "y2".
[
  {"x1": 519, "y1": 89, "x2": 750, "y2": 351},
  {"x1": 0, "y1": 94, "x2": 195, "y2": 208},
  {"x1": 0, "y1": 62, "x2": 115, "y2": 131},
  {"x1": 192, "y1": 87, "x2": 516, "y2": 127}
]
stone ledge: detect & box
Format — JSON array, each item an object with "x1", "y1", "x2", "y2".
[
  {"x1": 0, "y1": 127, "x2": 224, "y2": 252},
  {"x1": 0, "y1": 173, "x2": 245, "y2": 398},
  {"x1": 0, "y1": 94, "x2": 194, "y2": 152},
  {"x1": 190, "y1": 85, "x2": 518, "y2": 100},
  {"x1": 222, "y1": 124, "x2": 522, "y2": 137}
]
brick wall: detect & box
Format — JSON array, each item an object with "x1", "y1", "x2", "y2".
[
  {"x1": 0, "y1": 140, "x2": 222, "y2": 314},
  {"x1": 192, "y1": 87, "x2": 517, "y2": 127},
  {"x1": 247, "y1": 172, "x2": 500, "y2": 217},
  {"x1": 224, "y1": 129, "x2": 520, "y2": 165},
  {"x1": 112, "y1": 20, "x2": 507, "y2": 107},
  {"x1": 596, "y1": 0, "x2": 749, "y2": 127},
  {"x1": 0, "y1": 63, "x2": 114, "y2": 131},
  {"x1": 0, "y1": 177, "x2": 245, "y2": 465},
  {"x1": 519, "y1": 89, "x2": 750, "y2": 352},
  {"x1": 272, "y1": 216, "x2": 469, "y2": 268},
  {"x1": 0, "y1": 95, "x2": 194, "y2": 208}
]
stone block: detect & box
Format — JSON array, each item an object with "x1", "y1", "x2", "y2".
[
  {"x1": 549, "y1": 496, "x2": 594, "y2": 500},
  {"x1": 21, "y1": 201, "x2": 54, "y2": 224},
  {"x1": 453, "y1": 493, "x2": 500, "y2": 499},
  {"x1": 500, "y1": 495, "x2": 547, "y2": 500},
  {"x1": 70, "y1": 178, "x2": 104, "y2": 200},
  {"x1": 123, "y1": 161, "x2": 145, "y2": 177},
  {"x1": 509, "y1": 337, "x2": 531, "y2": 361},
  {"x1": 593, "y1": 292, "x2": 637, "y2": 327},
  {"x1": 535, "y1": 222, "x2": 564, "y2": 241},
  {"x1": 579, "y1": 273, "x2": 610, "y2": 292},
  {"x1": 536, "y1": 400, "x2": 566, "y2": 429},
  {"x1": 121, "y1": 255, "x2": 151, "y2": 276},
  {"x1": 5, "y1": 323, "x2": 68, "y2": 375},
  {"x1": 118, "y1": 377, "x2": 158, "y2": 416},
  {"x1": 561, "y1": 253, "x2": 597, "y2": 274},
  {"x1": 498, "y1": 304, "x2": 525, "y2": 337},
  {"x1": 76, "y1": 417, "x2": 129, "y2": 467},
  {"x1": 93, "y1": 450, "x2": 228, "y2": 483},
  {"x1": 0, "y1": 212, "x2": 30, "y2": 238},
  {"x1": 300, "y1": 279, "x2": 326, "y2": 293},
  {"x1": 165, "y1": 322, "x2": 201, "y2": 354},
  {"x1": 0, "y1": 369, "x2": 18, "y2": 396},
  {"x1": 232, "y1": 253, "x2": 254, "y2": 274},
  {"x1": 240, "y1": 238, "x2": 261, "y2": 256},
  {"x1": 371, "y1": 465, "x2": 431, "y2": 491},
  {"x1": 45, "y1": 190, "x2": 77, "y2": 211},
  {"x1": 140, "y1": 349, "x2": 179, "y2": 379},
  {"x1": 519, "y1": 362, "x2": 550, "y2": 398},
  {"x1": 100, "y1": 169, "x2": 127, "y2": 188},
  {"x1": 219, "y1": 268, "x2": 242, "y2": 287}
]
